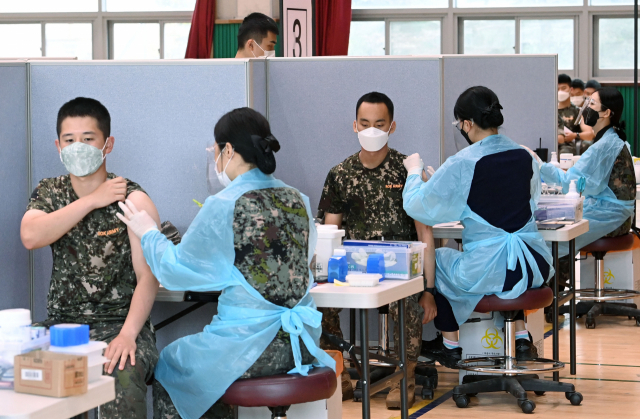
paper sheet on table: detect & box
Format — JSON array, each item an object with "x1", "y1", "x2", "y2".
[{"x1": 563, "y1": 126, "x2": 572, "y2": 135}]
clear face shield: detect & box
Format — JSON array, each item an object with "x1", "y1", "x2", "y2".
[
  {"x1": 452, "y1": 120, "x2": 473, "y2": 152},
  {"x1": 206, "y1": 144, "x2": 223, "y2": 196},
  {"x1": 575, "y1": 96, "x2": 594, "y2": 126}
]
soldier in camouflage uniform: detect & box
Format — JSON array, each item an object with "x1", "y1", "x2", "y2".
[
  {"x1": 318, "y1": 92, "x2": 435, "y2": 409},
  {"x1": 22, "y1": 98, "x2": 160, "y2": 419},
  {"x1": 558, "y1": 74, "x2": 595, "y2": 155}
]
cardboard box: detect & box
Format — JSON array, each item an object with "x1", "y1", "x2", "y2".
[{"x1": 13, "y1": 351, "x2": 87, "y2": 397}]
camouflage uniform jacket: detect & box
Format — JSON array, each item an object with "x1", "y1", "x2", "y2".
[
  {"x1": 233, "y1": 187, "x2": 314, "y2": 378},
  {"x1": 318, "y1": 148, "x2": 417, "y2": 241},
  {"x1": 27, "y1": 173, "x2": 150, "y2": 328},
  {"x1": 598, "y1": 126, "x2": 637, "y2": 237},
  {"x1": 558, "y1": 104, "x2": 581, "y2": 155}
]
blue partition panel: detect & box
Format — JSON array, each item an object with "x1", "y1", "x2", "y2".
[
  {"x1": 28, "y1": 61, "x2": 250, "y2": 349},
  {"x1": 442, "y1": 55, "x2": 557, "y2": 160},
  {"x1": 0, "y1": 62, "x2": 30, "y2": 311},
  {"x1": 266, "y1": 57, "x2": 442, "y2": 212}
]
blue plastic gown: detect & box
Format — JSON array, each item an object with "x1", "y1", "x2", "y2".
[
  {"x1": 403, "y1": 134, "x2": 554, "y2": 325},
  {"x1": 140, "y1": 169, "x2": 336, "y2": 419},
  {"x1": 540, "y1": 127, "x2": 635, "y2": 257}
]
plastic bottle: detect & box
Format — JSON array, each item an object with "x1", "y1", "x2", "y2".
[
  {"x1": 549, "y1": 152, "x2": 561, "y2": 168},
  {"x1": 327, "y1": 249, "x2": 348, "y2": 283},
  {"x1": 316, "y1": 225, "x2": 345, "y2": 282},
  {"x1": 565, "y1": 179, "x2": 580, "y2": 199}
]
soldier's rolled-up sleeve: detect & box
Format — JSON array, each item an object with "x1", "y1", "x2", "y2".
[
  {"x1": 26, "y1": 179, "x2": 55, "y2": 213},
  {"x1": 318, "y1": 169, "x2": 344, "y2": 216}
]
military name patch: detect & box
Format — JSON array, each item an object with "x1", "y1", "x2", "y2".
[
  {"x1": 97, "y1": 228, "x2": 120, "y2": 237},
  {"x1": 385, "y1": 184, "x2": 403, "y2": 189}
]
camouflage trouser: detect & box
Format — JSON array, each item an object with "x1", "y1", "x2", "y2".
[
  {"x1": 153, "y1": 330, "x2": 313, "y2": 418},
  {"x1": 92, "y1": 324, "x2": 159, "y2": 419},
  {"x1": 153, "y1": 380, "x2": 234, "y2": 419},
  {"x1": 319, "y1": 293, "x2": 424, "y2": 361}
]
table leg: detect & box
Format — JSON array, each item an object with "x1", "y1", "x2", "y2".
[
  {"x1": 398, "y1": 298, "x2": 408, "y2": 419},
  {"x1": 569, "y1": 238, "x2": 577, "y2": 375},
  {"x1": 350, "y1": 309, "x2": 357, "y2": 346},
  {"x1": 360, "y1": 309, "x2": 370, "y2": 419},
  {"x1": 552, "y1": 241, "x2": 559, "y2": 382}
]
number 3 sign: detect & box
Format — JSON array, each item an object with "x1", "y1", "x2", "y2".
[{"x1": 281, "y1": 0, "x2": 315, "y2": 57}]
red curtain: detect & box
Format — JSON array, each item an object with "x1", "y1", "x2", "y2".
[
  {"x1": 185, "y1": 0, "x2": 216, "y2": 59},
  {"x1": 315, "y1": 0, "x2": 352, "y2": 56}
]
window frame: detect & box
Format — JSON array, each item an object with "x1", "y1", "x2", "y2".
[
  {"x1": 352, "y1": 1, "x2": 640, "y2": 82},
  {"x1": 108, "y1": 19, "x2": 191, "y2": 60},
  {"x1": 0, "y1": 0, "x2": 193, "y2": 60},
  {"x1": 593, "y1": 13, "x2": 638, "y2": 78}
]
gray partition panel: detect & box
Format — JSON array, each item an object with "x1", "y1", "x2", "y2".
[
  {"x1": 0, "y1": 63, "x2": 30, "y2": 311},
  {"x1": 442, "y1": 55, "x2": 557, "y2": 161},
  {"x1": 28, "y1": 61, "x2": 250, "y2": 332},
  {"x1": 266, "y1": 57, "x2": 442, "y2": 212},
  {"x1": 248, "y1": 59, "x2": 267, "y2": 117}
]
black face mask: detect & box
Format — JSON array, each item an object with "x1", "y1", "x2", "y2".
[
  {"x1": 458, "y1": 125, "x2": 473, "y2": 146},
  {"x1": 583, "y1": 107, "x2": 600, "y2": 127}
]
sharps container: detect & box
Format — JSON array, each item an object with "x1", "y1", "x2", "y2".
[{"x1": 315, "y1": 225, "x2": 345, "y2": 282}]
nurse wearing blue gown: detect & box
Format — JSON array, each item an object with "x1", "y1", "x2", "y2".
[
  {"x1": 402, "y1": 86, "x2": 554, "y2": 368},
  {"x1": 117, "y1": 108, "x2": 334, "y2": 419}
]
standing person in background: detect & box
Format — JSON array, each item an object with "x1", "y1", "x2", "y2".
[
  {"x1": 318, "y1": 92, "x2": 436, "y2": 409},
  {"x1": 558, "y1": 74, "x2": 594, "y2": 155},
  {"x1": 584, "y1": 79, "x2": 602, "y2": 97},
  {"x1": 234, "y1": 12, "x2": 278, "y2": 58}
]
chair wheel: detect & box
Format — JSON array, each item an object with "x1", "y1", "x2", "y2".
[
  {"x1": 585, "y1": 318, "x2": 596, "y2": 329},
  {"x1": 635, "y1": 317, "x2": 640, "y2": 327},
  {"x1": 567, "y1": 392, "x2": 583, "y2": 406},
  {"x1": 518, "y1": 399, "x2": 536, "y2": 414},
  {"x1": 454, "y1": 394, "x2": 470, "y2": 408},
  {"x1": 421, "y1": 389, "x2": 434, "y2": 400},
  {"x1": 534, "y1": 391, "x2": 546, "y2": 396}
]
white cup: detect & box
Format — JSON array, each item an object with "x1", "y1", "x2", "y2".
[{"x1": 560, "y1": 153, "x2": 574, "y2": 170}]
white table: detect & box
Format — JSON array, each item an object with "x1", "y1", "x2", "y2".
[
  {"x1": 432, "y1": 220, "x2": 589, "y2": 380},
  {"x1": 0, "y1": 376, "x2": 115, "y2": 419},
  {"x1": 310, "y1": 276, "x2": 423, "y2": 419}
]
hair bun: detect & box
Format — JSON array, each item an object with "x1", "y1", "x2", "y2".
[
  {"x1": 251, "y1": 134, "x2": 281, "y2": 154},
  {"x1": 481, "y1": 102, "x2": 503, "y2": 115}
]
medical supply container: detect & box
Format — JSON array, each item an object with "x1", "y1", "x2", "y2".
[
  {"x1": 366, "y1": 254, "x2": 386, "y2": 279},
  {"x1": 560, "y1": 153, "x2": 574, "y2": 170},
  {"x1": 315, "y1": 225, "x2": 345, "y2": 282},
  {"x1": 327, "y1": 249, "x2": 348, "y2": 283},
  {"x1": 0, "y1": 309, "x2": 50, "y2": 389},
  {"x1": 342, "y1": 240, "x2": 426, "y2": 279},
  {"x1": 49, "y1": 324, "x2": 108, "y2": 383},
  {"x1": 534, "y1": 195, "x2": 584, "y2": 222}
]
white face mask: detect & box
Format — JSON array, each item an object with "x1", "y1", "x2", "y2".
[
  {"x1": 215, "y1": 145, "x2": 234, "y2": 188},
  {"x1": 570, "y1": 96, "x2": 585, "y2": 107},
  {"x1": 251, "y1": 40, "x2": 275, "y2": 58},
  {"x1": 357, "y1": 124, "x2": 392, "y2": 152},
  {"x1": 558, "y1": 91, "x2": 570, "y2": 102}
]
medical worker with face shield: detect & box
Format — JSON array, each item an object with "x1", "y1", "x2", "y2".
[
  {"x1": 403, "y1": 86, "x2": 554, "y2": 368},
  {"x1": 531, "y1": 87, "x2": 636, "y2": 291},
  {"x1": 117, "y1": 107, "x2": 335, "y2": 419}
]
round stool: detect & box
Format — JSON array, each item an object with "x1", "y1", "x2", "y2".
[
  {"x1": 453, "y1": 287, "x2": 583, "y2": 414},
  {"x1": 220, "y1": 367, "x2": 337, "y2": 419},
  {"x1": 574, "y1": 234, "x2": 640, "y2": 328}
]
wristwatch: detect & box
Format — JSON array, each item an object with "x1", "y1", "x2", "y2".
[{"x1": 424, "y1": 287, "x2": 436, "y2": 296}]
